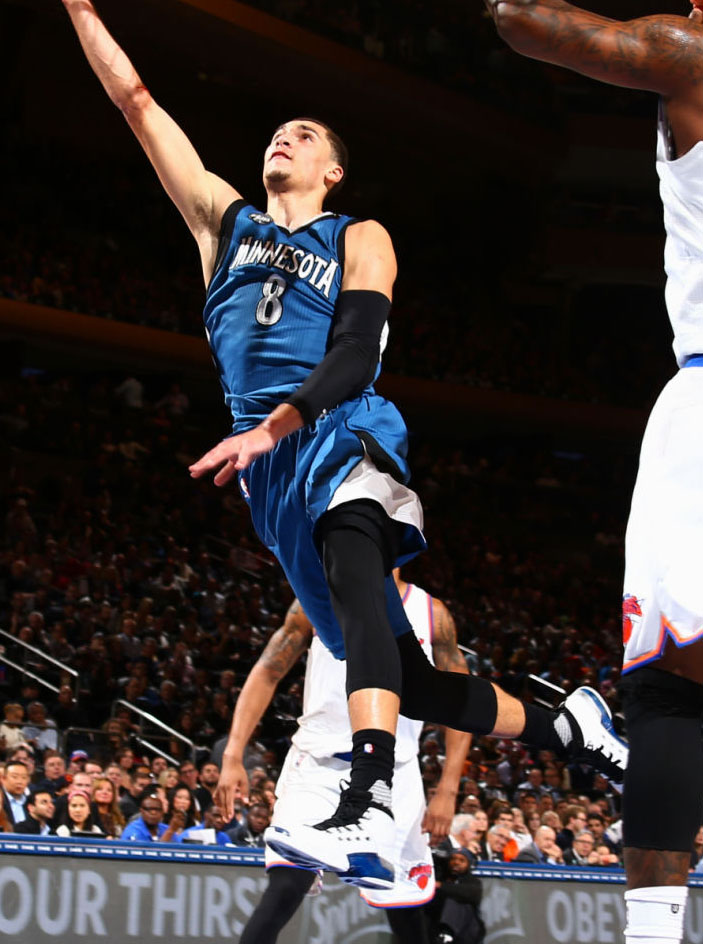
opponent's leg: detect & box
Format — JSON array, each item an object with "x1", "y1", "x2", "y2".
[
  {"x1": 386, "y1": 905, "x2": 431, "y2": 944},
  {"x1": 239, "y1": 867, "x2": 315, "y2": 944},
  {"x1": 621, "y1": 667, "x2": 703, "y2": 944}
]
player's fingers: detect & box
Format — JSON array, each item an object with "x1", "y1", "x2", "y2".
[{"x1": 213, "y1": 460, "x2": 238, "y2": 487}]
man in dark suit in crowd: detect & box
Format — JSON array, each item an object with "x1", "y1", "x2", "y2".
[
  {"x1": 14, "y1": 789, "x2": 55, "y2": 836},
  {"x1": 2, "y1": 760, "x2": 30, "y2": 827}
]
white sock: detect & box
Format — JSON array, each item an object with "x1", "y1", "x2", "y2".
[{"x1": 624, "y1": 886, "x2": 688, "y2": 943}]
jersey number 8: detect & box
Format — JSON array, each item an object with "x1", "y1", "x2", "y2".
[{"x1": 256, "y1": 275, "x2": 287, "y2": 326}]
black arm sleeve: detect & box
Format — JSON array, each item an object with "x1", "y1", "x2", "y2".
[{"x1": 285, "y1": 289, "x2": 390, "y2": 425}]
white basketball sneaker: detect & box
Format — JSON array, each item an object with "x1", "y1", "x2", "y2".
[
  {"x1": 561, "y1": 686, "x2": 628, "y2": 783},
  {"x1": 264, "y1": 780, "x2": 396, "y2": 890}
]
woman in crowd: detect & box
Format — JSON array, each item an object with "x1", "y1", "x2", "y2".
[
  {"x1": 91, "y1": 777, "x2": 125, "y2": 838},
  {"x1": 56, "y1": 791, "x2": 104, "y2": 837},
  {"x1": 165, "y1": 784, "x2": 200, "y2": 832}
]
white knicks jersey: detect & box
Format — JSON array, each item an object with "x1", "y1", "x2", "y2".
[
  {"x1": 657, "y1": 101, "x2": 703, "y2": 367},
  {"x1": 292, "y1": 583, "x2": 436, "y2": 763}
]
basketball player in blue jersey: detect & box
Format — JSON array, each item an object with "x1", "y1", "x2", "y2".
[
  {"x1": 62, "y1": 0, "x2": 626, "y2": 889},
  {"x1": 486, "y1": 2, "x2": 703, "y2": 942}
]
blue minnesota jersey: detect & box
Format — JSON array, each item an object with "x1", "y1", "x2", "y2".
[{"x1": 204, "y1": 199, "x2": 365, "y2": 431}]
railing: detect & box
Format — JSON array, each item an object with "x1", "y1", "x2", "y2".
[
  {"x1": 0, "y1": 629, "x2": 79, "y2": 697},
  {"x1": 111, "y1": 700, "x2": 196, "y2": 763}
]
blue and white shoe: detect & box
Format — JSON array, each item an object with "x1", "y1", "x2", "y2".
[
  {"x1": 264, "y1": 781, "x2": 395, "y2": 890},
  {"x1": 562, "y1": 686, "x2": 628, "y2": 784}
]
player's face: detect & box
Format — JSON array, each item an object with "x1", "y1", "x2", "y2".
[{"x1": 263, "y1": 121, "x2": 342, "y2": 196}]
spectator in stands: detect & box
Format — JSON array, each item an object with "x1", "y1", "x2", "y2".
[
  {"x1": 228, "y1": 801, "x2": 271, "y2": 847},
  {"x1": 587, "y1": 811, "x2": 619, "y2": 855},
  {"x1": 91, "y1": 777, "x2": 125, "y2": 838},
  {"x1": 14, "y1": 788, "x2": 56, "y2": 836},
  {"x1": 119, "y1": 765, "x2": 154, "y2": 820},
  {"x1": 104, "y1": 761, "x2": 126, "y2": 796},
  {"x1": 556, "y1": 804, "x2": 588, "y2": 852},
  {"x1": 515, "y1": 825, "x2": 564, "y2": 865},
  {"x1": 166, "y1": 784, "x2": 200, "y2": 831},
  {"x1": 595, "y1": 843, "x2": 621, "y2": 867},
  {"x1": 0, "y1": 704, "x2": 26, "y2": 756},
  {"x1": 68, "y1": 750, "x2": 88, "y2": 774},
  {"x1": 178, "y1": 804, "x2": 233, "y2": 846},
  {"x1": 84, "y1": 759, "x2": 103, "y2": 782},
  {"x1": 484, "y1": 824, "x2": 511, "y2": 862},
  {"x1": 121, "y1": 791, "x2": 184, "y2": 842},
  {"x1": 36, "y1": 750, "x2": 67, "y2": 795},
  {"x1": 150, "y1": 756, "x2": 168, "y2": 779},
  {"x1": 2, "y1": 760, "x2": 30, "y2": 827},
  {"x1": 195, "y1": 761, "x2": 220, "y2": 811},
  {"x1": 563, "y1": 829, "x2": 599, "y2": 866},
  {"x1": 56, "y1": 790, "x2": 104, "y2": 837},
  {"x1": 157, "y1": 766, "x2": 180, "y2": 790},
  {"x1": 22, "y1": 701, "x2": 58, "y2": 754}
]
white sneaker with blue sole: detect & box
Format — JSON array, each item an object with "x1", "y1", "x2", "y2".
[
  {"x1": 264, "y1": 780, "x2": 396, "y2": 890},
  {"x1": 562, "y1": 686, "x2": 628, "y2": 784}
]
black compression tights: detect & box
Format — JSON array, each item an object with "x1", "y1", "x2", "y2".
[
  {"x1": 320, "y1": 500, "x2": 500, "y2": 735},
  {"x1": 239, "y1": 867, "x2": 315, "y2": 944},
  {"x1": 386, "y1": 904, "x2": 431, "y2": 943}
]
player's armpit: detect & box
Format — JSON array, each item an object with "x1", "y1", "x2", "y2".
[{"x1": 488, "y1": 0, "x2": 703, "y2": 96}]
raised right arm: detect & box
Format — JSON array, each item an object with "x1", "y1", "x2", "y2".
[
  {"x1": 214, "y1": 600, "x2": 313, "y2": 819},
  {"x1": 61, "y1": 0, "x2": 239, "y2": 284}
]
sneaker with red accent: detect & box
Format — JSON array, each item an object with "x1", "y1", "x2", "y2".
[{"x1": 264, "y1": 780, "x2": 395, "y2": 890}]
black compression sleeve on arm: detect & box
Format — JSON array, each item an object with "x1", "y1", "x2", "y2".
[{"x1": 285, "y1": 289, "x2": 390, "y2": 425}]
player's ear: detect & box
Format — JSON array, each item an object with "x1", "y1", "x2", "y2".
[{"x1": 325, "y1": 163, "x2": 344, "y2": 188}]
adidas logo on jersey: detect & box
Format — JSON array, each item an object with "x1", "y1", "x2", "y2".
[{"x1": 249, "y1": 212, "x2": 273, "y2": 225}]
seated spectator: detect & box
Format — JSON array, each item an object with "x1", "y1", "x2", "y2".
[
  {"x1": 587, "y1": 811, "x2": 620, "y2": 856},
  {"x1": 0, "y1": 704, "x2": 26, "y2": 755},
  {"x1": 556, "y1": 804, "x2": 588, "y2": 852},
  {"x1": 21, "y1": 701, "x2": 58, "y2": 754},
  {"x1": 68, "y1": 750, "x2": 88, "y2": 775},
  {"x1": 483, "y1": 824, "x2": 511, "y2": 862},
  {"x1": 121, "y1": 790, "x2": 184, "y2": 842},
  {"x1": 119, "y1": 765, "x2": 154, "y2": 821},
  {"x1": 595, "y1": 843, "x2": 621, "y2": 867},
  {"x1": 516, "y1": 825, "x2": 564, "y2": 865},
  {"x1": 228, "y1": 801, "x2": 270, "y2": 847},
  {"x1": 2, "y1": 760, "x2": 30, "y2": 827},
  {"x1": 51, "y1": 771, "x2": 93, "y2": 827},
  {"x1": 36, "y1": 751, "x2": 68, "y2": 795},
  {"x1": 91, "y1": 777, "x2": 125, "y2": 838},
  {"x1": 85, "y1": 759, "x2": 104, "y2": 783},
  {"x1": 563, "y1": 829, "x2": 600, "y2": 866},
  {"x1": 157, "y1": 767, "x2": 180, "y2": 791},
  {"x1": 104, "y1": 761, "x2": 126, "y2": 797},
  {"x1": 427, "y1": 850, "x2": 485, "y2": 944},
  {"x1": 165, "y1": 784, "x2": 200, "y2": 832},
  {"x1": 194, "y1": 761, "x2": 220, "y2": 812},
  {"x1": 178, "y1": 805, "x2": 233, "y2": 846},
  {"x1": 14, "y1": 789, "x2": 56, "y2": 835},
  {"x1": 55, "y1": 790, "x2": 104, "y2": 837}
]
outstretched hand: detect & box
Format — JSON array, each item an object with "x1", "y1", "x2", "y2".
[
  {"x1": 189, "y1": 427, "x2": 278, "y2": 486},
  {"x1": 690, "y1": 0, "x2": 703, "y2": 23}
]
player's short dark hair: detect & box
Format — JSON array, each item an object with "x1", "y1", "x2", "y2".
[{"x1": 292, "y1": 117, "x2": 348, "y2": 198}]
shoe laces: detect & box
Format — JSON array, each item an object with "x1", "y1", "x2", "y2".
[{"x1": 314, "y1": 781, "x2": 371, "y2": 831}]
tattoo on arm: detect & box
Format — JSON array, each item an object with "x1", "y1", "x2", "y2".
[
  {"x1": 431, "y1": 602, "x2": 468, "y2": 674},
  {"x1": 258, "y1": 602, "x2": 313, "y2": 682},
  {"x1": 495, "y1": 0, "x2": 703, "y2": 93}
]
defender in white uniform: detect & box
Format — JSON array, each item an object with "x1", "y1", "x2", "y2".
[
  {"x1": 486, "y1": 3, "x2": 703, "y2": 942},
  {"x1": 217, "y1": 572, "x2": 471, "y2": 944}
]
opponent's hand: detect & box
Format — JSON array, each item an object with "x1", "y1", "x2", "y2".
[
  {"x1": 214, "y1": 756, "x2": 249, "y2": 822},
  {"x1": 189, "y1": 427, "x2": 277, "y2": 485},
  {"x1": 690, "y1": 0, "x2": 703, "y2": 23},
  {"x1": 422, "y1": 787, "x2": 455, "y2": 845}
]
